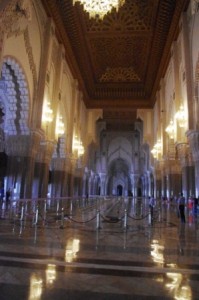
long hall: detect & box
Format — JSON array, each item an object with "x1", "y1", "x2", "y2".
[
  {"x1": 1, "y1": 1, "x2": 199, "y2": 299},
  {"x1": 0, "y1": 197, "x2": 199, "y2": 299}
]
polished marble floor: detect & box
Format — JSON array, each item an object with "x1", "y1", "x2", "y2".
[{"x1": 0, "y1": 197, "x2": 199, "y2": 300}]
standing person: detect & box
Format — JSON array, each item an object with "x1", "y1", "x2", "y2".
[
  {"x1": 193, "y1": 197, "x2": 198, "y2": 216},
  {"x1": 178, "y1": 193, "x2": 186, "y2": 223},
  {"x1": 6, "y1": 188, "x2": 11, "y2": 203},
  {"x1": 0, "y1": 186, "x2": 4, "y2": 201},
  {"x1": 149, "y1": 196, "x2": 156, "y2": 223}
]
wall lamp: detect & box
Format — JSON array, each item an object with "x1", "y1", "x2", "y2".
[
  {"x1": 175, "y1": 105, "x2": 186, "y2": 128},
  {"x1": 165, "y1": 120, "x2": 174, "y2": 139}
]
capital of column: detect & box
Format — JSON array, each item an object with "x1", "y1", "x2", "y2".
[
  {"x1": 51, "y1": 157, "x2": 66, "y2": 171},
  {"x1": 36, "y1": 140, "x2": 55, "y2": 164},
  {"x1": 176, "y1": 142, "x2": 193, "y2": 167},
  {"x1": 130, "y1": 174, "x2": 140, "y2": 185},
  {"x1": 5, "y1": 130, "x2": 43, "y2": 157},
  {"x1": 155, "y1": 168, "x2": 162, "y2": 180},
  {"x1": 154, "y1": 159, "x2": 165, "y2": 170},
  {"x1": 164, "y1": 159, "x2": 181, "y2": 174},
  {"x1": 187, "y1": 130, "x2": 199, "y2": 162},
  {"x1": 67, "y1": 153, "x2": 84, "y2": 172},
  {"x1": 99, "y1": 173, "x2": 107, "y2": 183}
]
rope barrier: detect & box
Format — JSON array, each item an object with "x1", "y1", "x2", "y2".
[
  {"x1": 100, "y1": 213, "x2": 121, "y2": 223},
  {"x1": 4, "y1": 197, "x2": 164, "y2": 233},
  {"x1": 67, "y1": 214, "x2": 97, "y2": 224},
  {"x1": 127, "y1": 212, "x2": 150, "y2": 220}
]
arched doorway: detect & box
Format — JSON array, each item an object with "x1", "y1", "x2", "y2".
[
  {"x1": 107, "y1": 158, "x2": 131, "y2": 196},
  {"x1": 117, "y1": 184, "x2": 123, "y2": 196},
  {"x1": 137, "y1": 177, "x2": 143, "y2": 197}
]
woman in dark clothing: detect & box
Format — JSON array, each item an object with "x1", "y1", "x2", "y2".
[{"x1": 178, "y1": 193, "x2": 186, "y2": 223}]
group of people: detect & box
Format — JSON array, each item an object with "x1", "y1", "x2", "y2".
[
  {"x1": 177, "y1": 193, "x2": 186, "y2": 223},
  {"x1": 149, "y1": 193, "x2": 198, "y2": 224},
  {"x1": 0, "y1": 187, "x2": 12, "y2": 205},
  {"x1": 177, "y1": 193, "x2": 199, "y2": 223}
]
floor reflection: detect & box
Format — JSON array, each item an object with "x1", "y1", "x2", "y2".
[
  {"x1": 29, "y1": 273, "x2": 43, "y2": 300},
  {"x1": 65, "y1": 238, "x2": 80, "y2": 262},
  {"x1": 150, "y1": 239, "x2": 192, "y2": 300},
  {"x1": 165, "y1": 270, "x2": 192, "y2": 300}
]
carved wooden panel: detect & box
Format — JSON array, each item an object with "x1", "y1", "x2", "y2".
[{"x1": 42, "y1": 0, "x2": 189, "y2": 109}]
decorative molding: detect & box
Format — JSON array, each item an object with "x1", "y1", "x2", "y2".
[
  {"x1": 176, "y1": 142, "x2": 193, "y2": 167},
  {"x1": 36, "y1": 140, "x2": 55, "y2": 163},
  {"x1": 5, "y1": 130, "x2": 42, "y2": 157},
  {"x1": 23, "y1": 27, "x2": 38, "y2": 86},
  {"x1": 100, "y1": 67, "x2": 141, "y2": 82},
  {"x1": 187, "y1": 130, "x2": 199, "y2": 162}
]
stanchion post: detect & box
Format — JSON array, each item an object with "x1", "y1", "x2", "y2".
[
  {"x1": 158, "y1": 207, "x2": 161, "y2": 222},
  {"x1": 70, "y1": 199, "x2": 73, "y2": 215},
  {"x1": 60, "y1": 207, "x2": 65, "y2": 229},
  {"x1": 43, "y1": 199, "x2": 47, "y2": 225},
  {"x1": 35, "y1": 205, "x2": 39, "y2": 225},
  {"x1": 123, "y1": 209, "x2": 128, "y2": 231},
  {"x1": 148, "y1": 208, "x2": 152, "y2": 225},
  {"x1": 96, "y1": 209, "x2": 101, "y2": 230},
  {"x1": 56, "y1": 199, "x2": 60, "y2": 215},
  {"x1": 20, "y1": 204, "x2": 24, "y2": 221}
]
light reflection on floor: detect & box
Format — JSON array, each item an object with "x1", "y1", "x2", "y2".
[{"x1": 0, "y1": 198, "x2": 199, "y2": 299}]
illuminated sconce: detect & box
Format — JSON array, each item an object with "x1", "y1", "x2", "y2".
[
  {"x1": 56, "y1": 115, "x2": 65, "y2": 136},
  {"x1": 73, "y1": 136, "x2": 84, "y2": 157},
  {"x1": 42, "y1": 101, "x2": 53, "y2": 123},
  {"x1": 175, "y1": 105, "x2": 186, "y2": 128},
  {"x1": 73, "y1": 135, "x2": 80, "y2": 151},
  {"x1": 165, "y1": 120, "x2": 174, "y2": 139},
  {"x1": 151, "y1": 148, "x2": 158, "y2": 159},
  {"x1": 78, "y1": 141, "x2": 84, "y2": 156},
  {"x1": 151, "y1": 139, "x2": 162, "y2": 159}
]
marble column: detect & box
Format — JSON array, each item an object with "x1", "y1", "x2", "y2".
[
  {"x1": 176, "y1": 141, "x2": 194, "y2": 200},
  {"x1": 35, "y1": 140, "x2": 55, "y2": 198},
  {"x1": 165, "y1": 160, "x2": 182, "y2": 199},
  {"x1": 73, "y1": 163, "x2": 84, "y2": 197},
  {"x1": 187, "y1": 130, "x2": 199, "y2": 197},
  {"x1": 68, "y1": 159, "x2": 76, "y2": 197},
  {"x1": 82, "y1": 169, "x2": 90, "y2": 197},
  {"x1": 5, "y1": 130, "x2": 42, "y2": 199},
  {"x1": 100, "y1": 173, "x2": 106, "y2": 196},
  {"x1": 50, "y1": 157, "x2": 68, "y2": 197},
  {"x1": 154, "y1": 162, "x2": 162, "y2": 199},
  {"x1": 131, "y1": 174, "x2": 139, "y2": 197}
]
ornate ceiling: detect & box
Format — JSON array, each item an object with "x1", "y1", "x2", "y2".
[{"x1": 42, "y1": 0, "x2": 189, "y2": 114}]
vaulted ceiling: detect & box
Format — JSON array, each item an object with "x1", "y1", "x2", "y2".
[{"x1": 42, "y1": 0, "x2": 189, "y2": 118}]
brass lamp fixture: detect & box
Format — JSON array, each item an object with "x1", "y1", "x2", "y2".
[
  {"x1": 73, "y1": 135, "x2": 84, "y2": 156},
  {"x1": 151, "y1": 139, "x2": 162, "y2": 159},
  {"x1": 42, "y1": 101, "x2": 53, "y2": 123},
  {"x1": 73, "y1": 0, "x2": 125, "y2": 19},
  {"x1": 56, "y1": 115, "x2": 65, "y2": 136},
  {"x1": 175, "y1": 105, "x2": 186, "y2": 128},
  {"x1": 165, "y1": 120, "x2": 174, "y2": 139}
]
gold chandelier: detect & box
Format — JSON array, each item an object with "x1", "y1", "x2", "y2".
[{"x1": 73, "y1": 0, "x2": 125, "y2": 19}]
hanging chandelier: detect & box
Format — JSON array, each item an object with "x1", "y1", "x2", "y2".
[{"x1": 73, "y1": 0, "x2": 125, "y2": 19}]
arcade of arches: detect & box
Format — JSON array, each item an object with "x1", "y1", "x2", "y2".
[{"x1": 0, "y1": 0, "x2": 199, "y2": 202}]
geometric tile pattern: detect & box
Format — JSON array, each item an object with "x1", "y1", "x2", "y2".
[{"x1": 0, "y1": 58, "x2": 29, "y2": 135}]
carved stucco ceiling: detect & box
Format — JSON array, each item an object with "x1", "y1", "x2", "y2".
[{"x1": 42, "y1": 0, "x2": 189, "y2": 113}]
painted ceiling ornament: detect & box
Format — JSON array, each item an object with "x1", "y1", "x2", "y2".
[
  {"x1": 15, "y1": 0, "x2": 32, "y2": 21},
  {"x1": 191, "y1": 0, "x2": 199, "y2": 14}
]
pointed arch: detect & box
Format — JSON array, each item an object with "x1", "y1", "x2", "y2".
[{"x1": 0, "y1": 57, "x2": 30, "y2": 135}]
